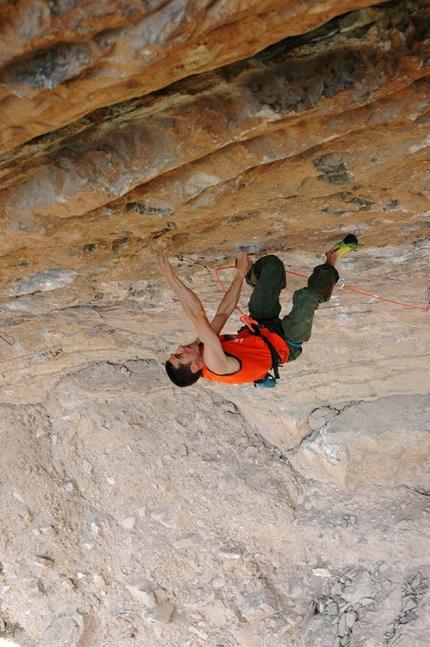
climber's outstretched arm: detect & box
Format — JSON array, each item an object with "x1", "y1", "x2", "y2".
[
  {"x1": 155, "y1": 251, "x2": 251, "y2": 335},
  {"x1": 155, "y1": 257, "x2": 208, "y2": 330},
  {"x1": 210, "y1": 250, "x2": 252, "y2": 334},
  {"x1": 155, "y1": 254, "x2": 251, "y2": 374}
]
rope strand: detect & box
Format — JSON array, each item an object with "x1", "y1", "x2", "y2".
[{"x1": 216, "y1": 266, "x2": 428, "y2": 312}]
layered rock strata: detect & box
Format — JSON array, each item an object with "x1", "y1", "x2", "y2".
[{"x1": 0, "y1": 2, "x2": 429, "y2": 645}]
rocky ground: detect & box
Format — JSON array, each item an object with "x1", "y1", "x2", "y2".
[{"x1": 0, "y1": 242, "x2": 429, "y2": 647}]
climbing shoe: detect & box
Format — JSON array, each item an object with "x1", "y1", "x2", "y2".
[{"x1": 330, "y1": 233, "x2": 358, "y2": 256}]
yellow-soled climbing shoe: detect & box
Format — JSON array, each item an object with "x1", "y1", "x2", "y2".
[{"x1": 331, "y1": 233, "x2": 359, "y2": 256}]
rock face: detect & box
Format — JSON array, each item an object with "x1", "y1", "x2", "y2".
[
  {"x1": 0, "y1": 1, "x2": 429, "y2": 645},
  {"x1": 288, "y1": 395, "x2": 430, "y2": 490},
  {"x1": 0, "y1": 0, "x2": 399, "y2": 152},
  {"x1": 1, "y1": 0, "x2": 429, "y2": 283}
]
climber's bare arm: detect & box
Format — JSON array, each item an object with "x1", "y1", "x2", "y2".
[
  {"x1": 209, "y1": 250, "x2": 252, "y2": 334},
  {"x1": 155, "y1": 252, "x2": 251, "y2": 336},
  {"x1": 155, "y1": 258, "x2": 241, "y2": 374}
]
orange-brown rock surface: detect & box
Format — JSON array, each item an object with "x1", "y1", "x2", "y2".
[
  {"x1": 1, "y1": 0, "x2": 392, "y2": 152},
  {"x1": 0, "y1": 0, "x2": 429, "y2": 288},
  {"x1": 0, "y1": 1, "x2": 429, "y2": 645}
]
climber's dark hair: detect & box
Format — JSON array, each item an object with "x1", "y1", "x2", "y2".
[{"x1": 165, "y1": 360, "x2": 203, "y2": 387}]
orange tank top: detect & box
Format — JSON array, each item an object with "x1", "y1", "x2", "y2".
[{"x1": 201, "y1": 328, "x2": 289, "y2": 384}]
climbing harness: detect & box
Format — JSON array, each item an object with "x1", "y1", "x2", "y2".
[
  {"x1": 233, "y1": 324, "x2": 285, "y2": 388},
  {"x1": 246, "y1": 325, "x2": 283, "y2": 388},
  {"x1": 216, "y1": 267, "x2": 286, "y2": 387}
]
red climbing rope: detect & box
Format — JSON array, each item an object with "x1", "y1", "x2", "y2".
[
  {"x1": 337, "y1": 284, "x2": 428, "y2": 311},
  {"x1": 216, "y1": 266, "x2": 428, "y2": 312}
]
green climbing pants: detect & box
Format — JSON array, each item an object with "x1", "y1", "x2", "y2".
[{"x1": 246, "y1": 254, "x2": 339, "y2": 361}]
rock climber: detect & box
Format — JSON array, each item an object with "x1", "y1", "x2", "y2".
[{"x1": 155, "y1": 235, "x2": 358, "y2": 388}]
